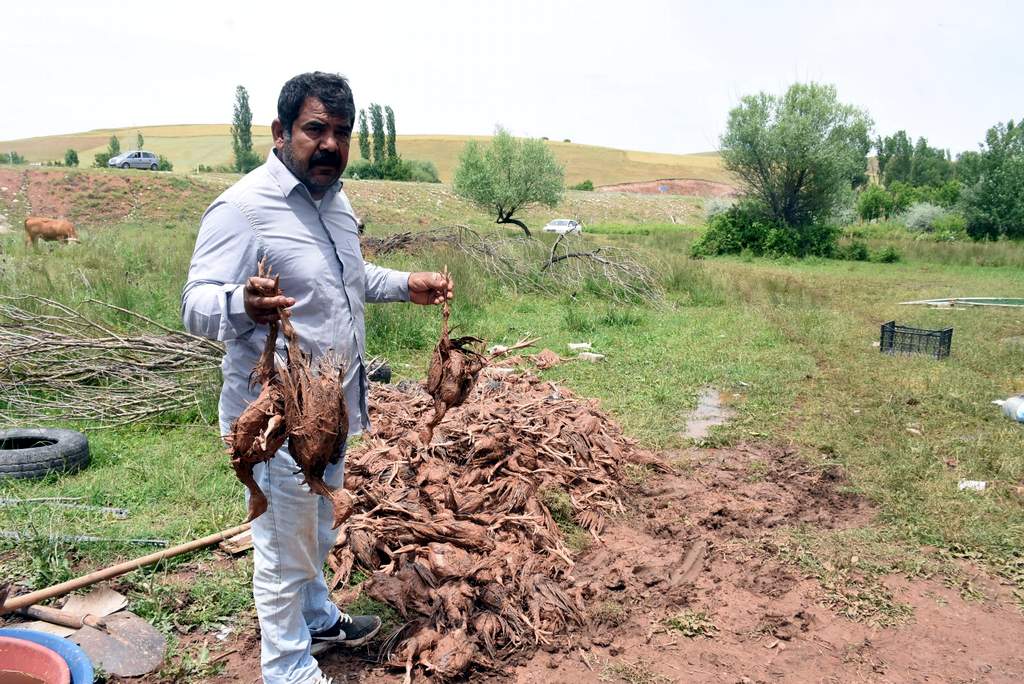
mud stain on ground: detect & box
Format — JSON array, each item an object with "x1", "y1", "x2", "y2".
[{"x1": 683, "y1": 388, "x2": 736, "y2": 441}]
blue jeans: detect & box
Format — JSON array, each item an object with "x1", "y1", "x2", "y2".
[{"x1": 222, "y1": 413, "x2": 345, "y2": 684}]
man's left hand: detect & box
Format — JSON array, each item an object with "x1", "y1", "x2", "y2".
[{"x1": 408, "y1": 272, "x2": 454, "y2": 305}]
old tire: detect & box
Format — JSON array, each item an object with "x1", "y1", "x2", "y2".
[{"x1": 0, "y1": 428, "x2": 90, "y2": 480}]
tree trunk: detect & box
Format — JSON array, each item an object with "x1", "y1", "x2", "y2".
[{"x1": 496, "y1": 212, "x2": 531, "y2": 237}]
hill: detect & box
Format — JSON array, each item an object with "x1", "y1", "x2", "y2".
[{"x1": 0, "y1": 125, "x2": 730, "y2": 187}]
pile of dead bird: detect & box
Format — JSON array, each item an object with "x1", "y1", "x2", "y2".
[{"x1": 330, "y1": 361, "x2": 666, "y2": 681}]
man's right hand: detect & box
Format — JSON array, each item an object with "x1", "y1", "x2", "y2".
[{"x1": 243, "y1": 275, "x2": 295, "y2": 324}]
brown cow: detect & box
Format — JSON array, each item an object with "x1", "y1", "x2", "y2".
[{"x1": 24, "y1": 216, "x2": 79, "y2": 247}]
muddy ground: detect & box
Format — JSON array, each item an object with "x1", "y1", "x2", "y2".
[{"x1": 184, "y1": 442, "x2": 1024, "y2": 684}]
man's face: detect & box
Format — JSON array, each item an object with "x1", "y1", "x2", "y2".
[{"x1": 273, "y1": 96, "x2": 351, "y2": 198}]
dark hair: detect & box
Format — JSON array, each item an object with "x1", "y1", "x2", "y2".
[{"x1": 277, "y1": 72, "x2": 355, "y2": 137}]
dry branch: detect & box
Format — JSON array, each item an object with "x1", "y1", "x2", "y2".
[
  {"x1": 449, "y1": 227, "x2": 661, "y2": 304},
  {"x1": 0, "y1": 295, "x2": 222, "y2": 427}
]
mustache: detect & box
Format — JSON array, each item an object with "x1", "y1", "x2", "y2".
[{"x1": 309, "y1": 150, "x2": 342, "y2": 168}]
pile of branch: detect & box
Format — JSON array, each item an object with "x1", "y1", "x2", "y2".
[
  {"x1": 450, "y1": 227, "x2": 662, "y2": 304},
  {"x1": 361, "y1": 228, "x2": 460, "y2": 257},
  {"x1": 0, "y1": 295, "x2": 223, "y2": 427},
  {"x1": 331, "y1": 370, "x2": 667, "y2": 681}
]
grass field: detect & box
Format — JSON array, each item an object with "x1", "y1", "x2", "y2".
[
  {"x1": 0, "y1": 125, "x2": 729, "y2": 186},
  {"x1": 1, "y1": 169, "x2": 1022, "y2": 679}
]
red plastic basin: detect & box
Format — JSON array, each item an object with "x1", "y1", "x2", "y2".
[{"x1": 0, "y1": 635, "x2": 70, "y2": 684}]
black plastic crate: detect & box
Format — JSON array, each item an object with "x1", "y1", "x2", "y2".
[{"x1": 880, "y1": 321, "x2": 952, "y2": 359}]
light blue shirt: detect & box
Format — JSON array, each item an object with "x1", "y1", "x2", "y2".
[{"x1": 182, "y1": 150, "x2": 410, "y2": 435}]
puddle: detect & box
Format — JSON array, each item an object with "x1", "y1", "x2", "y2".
[{"x1": 683, "y1": 387, "x2": 736, "y2": 440}]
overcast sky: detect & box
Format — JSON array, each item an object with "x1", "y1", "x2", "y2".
[{"x1": 3, "y1": 0, "x2": 1021, "y2": 155}]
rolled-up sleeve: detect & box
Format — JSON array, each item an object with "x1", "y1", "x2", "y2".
[
  {"x1": 182, "y1": 202, "x2": 259, "y2": 341},
  {"x1": 363, "y1": 262, "x2": 410, "y2": 303}
]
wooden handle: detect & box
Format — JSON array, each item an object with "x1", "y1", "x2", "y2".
[
  {"x1": 0, "y1": 522, "x2": 250, "y2": 614},
  {"x1": 19, "y1": 604, "x2": 106, "y2": 630}
]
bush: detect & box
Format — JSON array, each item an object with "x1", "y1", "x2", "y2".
[
  {"x1": 872, "y1": 245, "x2": 902, "y2": 263},
  {"x1": 835, "y1": 240, "x2": 870, "y2": 261},
  {"x1": 2, "y1": 151, "x2": 26, "y2": 164},
  {"x1": 703, "y1": 197, "x2": 734, "y2": 220},
  {"x1": 344, "y1": 157, "x2": 439, "y2": 183},
  {"x1": 931, "y1": 212, "x2": 968, "y2": 240},
  {"x1": 344, "y1": 159, "x2": 379, "y2": 180},
  {"x1": 571, "y1": 179, "x2": 594, "y2": 191},
  {"x1": 857, "y1": 185, "x2": 892, "y2": 221},
  {"x1": 93, "y1": 152, "x2": 112, "y2": 168},
  {"x1": 900, "y1": 202, "x2": 947, "y2": 232},
  {"x1": 157, "y1": 155, "x2": 173, "y2": 172},
  {"x1": 691, "y1": 202, "x2": 838, "y2": 258},
  {"x1": 195, "y1": 164, "x2": 213, "y2": 173},
  {"x1": 64, "y1": 149, "x2": 79, "y2": 167},
  {"x1": 405, "y1": 159, "x2": 440, "y2": 183}
]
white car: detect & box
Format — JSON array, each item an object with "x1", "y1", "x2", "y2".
[{"x1": 542, "y1": 218, "x2": 582, "y2": 235}]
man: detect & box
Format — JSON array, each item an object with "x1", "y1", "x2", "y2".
[{"x1": 182, "y1": 72, "x2": 451, "y2": 684}]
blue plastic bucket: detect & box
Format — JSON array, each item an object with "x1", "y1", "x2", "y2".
[{"x1": 0, "y1": 629, "x2": 93, "y2": 684}]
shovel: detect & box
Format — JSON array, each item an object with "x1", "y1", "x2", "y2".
[{"x1": 14, "y1": 589, "x2": 166, "y2": 677}]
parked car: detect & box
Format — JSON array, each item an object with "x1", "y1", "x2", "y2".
[
  {"x1": 108, "y1": 150, "x2": 160, "y2": 170},
  {"x1": 542, "y1": 218, "x2": 582, "y2": 235}
]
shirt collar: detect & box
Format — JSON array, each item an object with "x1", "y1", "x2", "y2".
[{"x1": 265, "y1": 149, "x2": 343, "y2": 202}]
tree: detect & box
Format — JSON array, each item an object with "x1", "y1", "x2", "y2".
[
  {"x1": 720, "y1": 82, "x2": 872, "y2": 229},
  {"x1": 64, "y1": 149, "x2": 79, "y2": 167},
  {"x1": 231, "y1": 85, "x2": 259, "y2": 173},
  {"x1": 108, "y1": 135, "x2": 120, "y2": 157},
  {"x1": 876, "y1": 131, "x2": 912, "y2": 186},
  {"x1": 856, "y1": 184, "x2": 892, "y2": 221},
  {"x1": 963, "y1": 119, "x2": 1024, "y2": 240},
  {"x1": 136, "y1": 130, "x2": 145, "y2": 151},
  {"x1": 385, "y1": 105, "x2": 397, "y2": 162},
  {"x1": 452, "y1": 126, "x2": 565, "y2": 236},
  {"x1": 955, "y1": 150, "x2": 984, "y2": 186},
  {"x1": 369, "y1": 104, "x2": 385, "y2": 168},
  {"x1": 909, "y1": 137, "x2": 953, "y2": 187},
  {"x1": 357, "y1": 109, "x2": 371, "y2": 161}
]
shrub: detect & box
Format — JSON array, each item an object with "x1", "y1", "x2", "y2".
[
  {"x1": 64, "y1": 149, "x2": 79, "y2": 167},
  {"x1": 857, "y1": 185, "x2": 892, "y2": 221},
  {"x1": 872, "y1": 246, "x2": 901, "y2": 263},
  {"x1": 344, "y1": 158, "x2": 439, "y2": 182},
  {"x1": 195, "y1": 164, "x2": 213, "y2": 173},
  {"x1": 405, "y1": 159, "x2": 440, "y2": 183},
  {"x1": 900, "y1": 202, "x2": 947, "y2": 232},
  {"x1": 931, "y1": 212, "x2": 968, "y2": 240},
  {"x1": 835, "y1": 240, "x2": 870, "y2": 261},
  {"x1": 571, "y1": 179, "x2": 594, "y2": 191},
  {"x1": 157, "y1": 155, "x2": 174, "y2": 172},
  {"x1": 703, "y1": 197, "x2": 734, "y2": 220},
  {"x1": 691, "y1": 202, "x2": 837, "y2": 258},
  {"x1": 2, "y1": 151, "x2": 26, "y2": 164},
  {"x1": 344, "y1": 159, "x2": 379, "y2": 180},
  {"x1": 93, "y1": 152, "x2": 112, "y2": 168}
]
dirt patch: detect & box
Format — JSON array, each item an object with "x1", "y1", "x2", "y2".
[
  {"x1": 0, "y1": 169, "x2": 218, "y2": 229},
  {"x1": 514, "y1": 445, "x2": 1024, "y2": 684},
  {"x1": 596, "y1": 178, "x2": 738, "y2": 198}
]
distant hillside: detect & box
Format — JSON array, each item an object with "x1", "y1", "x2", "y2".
[{"x1": 0, "y1": 125, "x2": 731, "y2": 187}]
